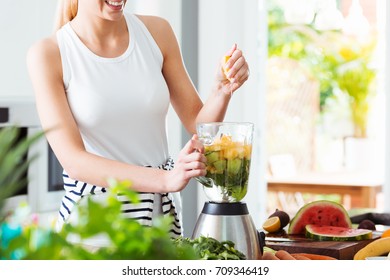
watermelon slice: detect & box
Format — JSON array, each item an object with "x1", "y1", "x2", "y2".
[
  {"x1": 305, "y1": 225, "x2": 372, "y2": 241},
  {"x1": 288, "y1": 200, "x2": 352, "y2": 235}
]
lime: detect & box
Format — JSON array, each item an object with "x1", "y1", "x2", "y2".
[{"x1": 262, "y1": 216, "x2": 281, "y2": 233}]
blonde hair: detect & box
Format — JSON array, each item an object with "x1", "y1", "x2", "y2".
[{"x1": 54, "y1": 0, "x2": 78, "y2": 31}]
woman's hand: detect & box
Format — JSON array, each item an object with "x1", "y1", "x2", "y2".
[
  {"x1": 164, "y1": 134, "x2": 207, "y2": 192},
  {"x1": 217, "y1": 43, "x2": 250, "y2": 96}
]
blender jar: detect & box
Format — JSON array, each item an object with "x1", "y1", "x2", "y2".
[{"x1": 196, "y1": 122, "x2": 254, "y2": 202}]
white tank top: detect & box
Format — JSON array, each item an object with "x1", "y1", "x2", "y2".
[
  {"x1": 55, "y1": 13, "x2": 182, "y2": 239},
  {"x1": 57, "y1": 13, "x2": 170, "y2": 167}
]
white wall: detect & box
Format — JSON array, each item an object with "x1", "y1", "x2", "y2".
[
  {"x1": 125, "y1": 0, "x2": 181, "y2": 42},
  {"x1": 0, "y1": 0, "x2": 58, "y2": 97}
]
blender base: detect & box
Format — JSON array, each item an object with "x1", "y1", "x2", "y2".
[{"x1": 192, "y1": 202, "x2": 262, "y2": 260}]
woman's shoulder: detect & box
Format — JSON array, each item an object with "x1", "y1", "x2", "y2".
[
  {"x1": 134, "y1": 14, "x2": 172, "y2": 32},
  {"x1": 133, "y1": 14, "x2": 177, "y2": 57},
  {"x1": 27, "y1": 34, "x2": 60, "y2": 66}
]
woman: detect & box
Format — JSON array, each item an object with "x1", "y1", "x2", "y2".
[{"x1": 27, "y1": 0, "x2": 250, "y2": 238}]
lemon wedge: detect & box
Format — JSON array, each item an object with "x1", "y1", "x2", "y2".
[
  {"x1": 262, "y1": 216, "x2": 281, "y2": 233},
  {"x1": 223, "y1": 55, "x2": 232, "y2": 81}
]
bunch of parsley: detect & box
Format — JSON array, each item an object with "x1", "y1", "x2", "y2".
[{"x1": 174, "y1": 236, "x2": 246, "y2": 260}]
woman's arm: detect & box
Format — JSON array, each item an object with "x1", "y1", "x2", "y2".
[
  {"x1": 196, "y1": 44, "x2": 250, "y2": 124},
  {"x1": 140, "y1": 16, "x2": 249, "y2": 134},
  {"x1": 26, "y1": 36, "x2": 206, "y2": 193}
]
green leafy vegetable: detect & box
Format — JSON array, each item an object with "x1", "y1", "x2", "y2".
[
  {"x1": 174, "y1": 236, "x2": 246, "y2": 260},
  {"x1": 1, "y1": 180, "x2": 197, "y2": 260},
  {"x1": 0, "y1": 128, "x2": 245, "y2": 260}
]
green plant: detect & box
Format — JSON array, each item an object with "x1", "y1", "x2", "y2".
[
  {"x1": 268, "y1": 5, "x2": 340, "y2": 109},
  {"x1": 336, "y1": 40, "x2": 377, "y2": 138},
  {"x1": 1, "y1": 180, "x2": 198, "y2": 260},
  {"x1": 174, "y1": 236, "x2": 246, "y2": 260},
  {"x1": 268, "y1": 4, "x2": 377, "y2": 138},
  {"x1": 0, "y1": 126, "x2": 44, "y2": 258},
  {"x1": 0, "y1": 127, "x2": 245, "y2": 260},
  {"x1": 2, "y1": 179, "x2": 247, "y2": 260},
  {"x1": 0, "y1": 126, "x2": 43, "y2": 217},
  {"x1": 0, "y1": 127, "x2": 195, "y2": 259}
]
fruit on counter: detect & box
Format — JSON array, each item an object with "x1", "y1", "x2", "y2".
[
  {"x1": 269, "y1": 209, "x2": 290, "y2": 229},
  {"x1": 357, "y1": 219, "x2": 376, "y2": 231},
  {"x1": 382, "y1": 229, "x2": 390, "y2": 238},
  {"x1": 262, "y1": 216, "x2": 282, "y2": 233},
  {"x1": 305, "y1": 225, "x2": 372, "y2": 241},
  {"x1": 288, "y1": 200, "x2": 352, "y2": 235},
  {"x1": 354, "y1": 237, "x2": 390, "y2": 260},
  {"x1": 202, "y1": 134, "x2": 252, "y2": 202},
  {"x1": 262, "y1": 209, "x2": 290, "y2": 233}
]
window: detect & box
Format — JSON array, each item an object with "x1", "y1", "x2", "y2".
[{"x1": 266, "y1": 0, "x2": 386, "y2": 215}]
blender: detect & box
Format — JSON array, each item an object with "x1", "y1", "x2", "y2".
[{"x1": 192, "y1": 122, "x2": 262, "y2": 260}]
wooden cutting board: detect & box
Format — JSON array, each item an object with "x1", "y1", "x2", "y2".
[{"x1": 265, "y1": 232, "x2": 381, "y2": 260}]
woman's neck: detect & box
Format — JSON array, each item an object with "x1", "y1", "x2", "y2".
[{"x1": 69, "y1": 13, "x2": 129, "y2": 58}]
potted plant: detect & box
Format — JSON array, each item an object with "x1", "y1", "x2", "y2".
[
  {"x1": 334, "y1": 37, "x2": 377, "y2": 171},
  {"x1": 336, "y1": 37, "x2": 377, "y2": 139},
  {"x1": 0, "y1": 126, "x2": 43, "y2": 213},
  {"x1": 0, "y1": 126, "x2": 43, "y2": 258}
]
